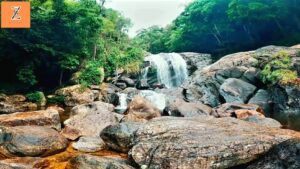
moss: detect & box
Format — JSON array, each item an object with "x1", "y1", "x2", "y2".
[{"x1": 260, "y1": 50, "x2": 299, "y2": 86}]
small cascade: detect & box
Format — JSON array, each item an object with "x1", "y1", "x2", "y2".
[
  {"x1": 142, "y1": 53, "x2": 188, "y2": 88},
  {"x1": 114, "y1": 93, "x2": 128, "y2": 114}
]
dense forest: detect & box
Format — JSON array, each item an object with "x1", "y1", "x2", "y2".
[
  {"x1": 134, "y1": 0, "x2": 300, "y2": 57},
  {"x1": 0, "y1": 0, "x2": 144, "y2": 92},
  {"x1": 1, "y1": 0, "x2": 300, "y2": 92}
]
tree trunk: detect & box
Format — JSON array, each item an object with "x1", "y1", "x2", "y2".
[
  {"x1": 93, "y1": 44, "x2": 97, "y2": 61},
  {"x1": 274, "y1": 18, "x2": 286, "y2": 37},
  {"x1": 212, "y1": 33, "x2": 222, "y2": 45},
  {"x1": 59, "y1": 70, "x2": 64, "y2": 86},
  {"x1": 243, "y1": 25, "x2": 254, "y2": 43}
]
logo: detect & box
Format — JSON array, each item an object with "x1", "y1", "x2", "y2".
[{"x1": 1, "y1": 2, "x2": 30, "y2": 28}]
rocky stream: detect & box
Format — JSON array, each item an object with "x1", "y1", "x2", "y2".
[{"x1": 0, "y1": 45, "x2": 300, "y2": 169}]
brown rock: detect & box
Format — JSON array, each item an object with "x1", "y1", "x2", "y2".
[
  {"x1": 55, "y1": 85, "x2": 99, "y2": 106},
  {"x1": 212, "y1": 103, "x2": 264, "y2": 118},
  {"x1": 0, "y1": 157, "x2": 45, "y2": 169},
  {"x1": 0, "y1": 126, "x2": 68, "y2": 157},
  {"x1": 130, "y1": 116, "x2": 300, "y2": 169},
  {"x1": 0, "y1": 100, "x2": 37, "y2": 114},
  {"x1": 0, "y1": 109, "x2": 61, "y2": 130},
  {"x1": 61, "y1": 101, "x2": 118, "y2": 140},
  {"x1": 122, "y1": 96, "x2": 161, "y2": 123},
  {"x1": 235, "y1": 109, "x2": 265, "y2": 120}
]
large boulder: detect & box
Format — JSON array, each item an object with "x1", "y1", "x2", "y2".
[
  {"x1": 0, "y1": 126, "x2": 67, "y2": 157},
  {"x1": 122, "y1": 96, "x2": 161, "y2": 123},
  {"x1": 0, "y1": 109, "x2": 61, "y2": 130},
  {"x1": 165, "y1": 99, "x2": 212, "y2": 117},
  {"x1": 99, "y1": 83, "x2": 121, "y2": 106},
  {"x1": 101, "y1": 122, "x2": 141, "y2": 153},
  {"x1": 55, "y1": 85, "x2": 99, "y2": 106},
  {"x1": 130, "y1": 116, "x2": 299, "y2": 169},
  {"x1": 219, "y1": 78, "x2": 257, "y2": 103},
  {"x1": 246, "y1": 138, "x2": 300, "y2": 169},
  {"x1": 65, "y1": 154, "x2": 135, "y2": 169},
  {"x1": 61, "y1": 101, "x2": 119, "y2": 140},
  {"x1": 184, "y1": 45, "x2": 300, "y2": 108},
  {"x1": 179, "y1": 53, "x2": 212, "y2": 74}
]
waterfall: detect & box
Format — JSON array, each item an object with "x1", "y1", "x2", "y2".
[
  {"x1": 114, "y1": 93, "x2": 128, "y2": 114},
  {"x1": 143, "y1": 53, "x2": 188, "y2": 88}
]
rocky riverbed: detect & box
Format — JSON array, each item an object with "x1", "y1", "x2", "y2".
[{"x1": 0, "y1": 45, "x2": 300, "y2": 169}]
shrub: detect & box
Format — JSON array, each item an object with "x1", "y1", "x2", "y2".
[
  {"x1": 47, "y1": 95, "x2": 65, "y2": 105},
  {"x1": 26, "y1": 91, "x2": 45, "y2": 104},
  {"x1": 260, "y1": 51, "x2": 299, "y2": 85},
  {"x1": 79, "y1": 61, "x2": 104, "y2": 86},
  {"x1": 17, "y1": 65, "x2": 37, "y2": 86}
]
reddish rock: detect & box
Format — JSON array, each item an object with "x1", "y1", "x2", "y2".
[{"x1": 0, "y1": 109, "x2": 61, "y2": 130}]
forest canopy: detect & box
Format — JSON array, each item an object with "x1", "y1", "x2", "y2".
[
  {"x1": 0, "y1": 0, "x2": 144, "y2": 92},
  {"x1": 134, "y1": 0, "x2": 300, "y2": 57}
]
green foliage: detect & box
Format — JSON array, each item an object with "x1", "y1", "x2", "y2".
[
  {"x1": 17, "y1": 65, "x2": 38, "y2": 86},
  {"x1": 135, "y1": 0, "x2": 300, "y2": 57},
  {"x1": 260, "y1": 51, "x2": 299, "y2": 85},
  {"x1": 26, "y1": 91, "x2": 44, "y2": 104},
  {"x1": 0, "y1": 0, "x2": 145, "y2": 91},
  {"x1": 47, "y1": 95, "x2": 65, "y2": 105},
  {"x1": 133, "y1": 26, "x2": 169, "y2": 54},
  {"x1": 79, "y1": 61, "x2": 104, "y2": 86}
]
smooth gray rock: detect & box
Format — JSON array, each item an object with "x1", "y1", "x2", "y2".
[
  {"x1": 101, "y1": 122, "x2": 141, "y2": 153},
  {"x1": 219, "y1": 78, "x2": 257, "y2": 103},
  {"x1": 248, "y1": 89, "x2": 272, "y2": 115}
]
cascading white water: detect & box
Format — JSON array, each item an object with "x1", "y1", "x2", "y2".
[
  {"x1": 143, "y1": 53, "x2": 188, "y2": 88},
  {"x1": 114, "y1": 93, "x2": 128, "y2": 114}
]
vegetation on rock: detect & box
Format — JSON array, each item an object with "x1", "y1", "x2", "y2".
[{"x1": 260, "y1": 51, "x2": 299, "y2": 86}]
